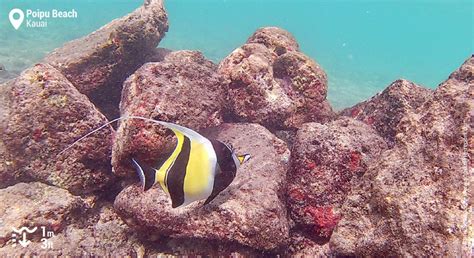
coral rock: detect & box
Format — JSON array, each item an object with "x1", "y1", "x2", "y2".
[
  {"x1": 330, "y1": 56, "x2": 474, "y2": 257},
  {"x1": 286, "y1": 231, "x2": 331, "y2": 257},
  {"x1": 247, "y1": 27, "x2": 299, "y2": 55},
  {"x1": 287, "y1": 117, "x2": 388, "y2": 238},
  {"x1": 112, "y1": 50, "x2": 226, "y2": 177},
  {"x1": 114, "y1": 123, "x2": 290, "y2": 251},
  {"x1": 218, "y1": 27, "x2": 334, "y2": 129},
  {"x1": 340, "y1": 79, "x2": 432, "y2": 147},
  {"x1": 0, "y1": 182, "x2": 88, "y2": 245},
  {"x1": 0, "y1": 202, "x2": 145, "y2": 256},
  {"x1": 0, "y1": 64, "x2": 114, "y2": 194},
  {"x1": 44, "y1": 0, "x2": 168, "y2": 118}
]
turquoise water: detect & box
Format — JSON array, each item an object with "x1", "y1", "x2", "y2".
[{"x1": 0, "y1": 0, "x2": 472, "y2": 109}]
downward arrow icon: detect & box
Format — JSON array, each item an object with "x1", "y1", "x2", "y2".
[
  {"x1": 11, "y1": 226, "x2": 37, "y2": 248},
  {"x1": 18, "y1": 232, "x2": 30, "y2": 247}
]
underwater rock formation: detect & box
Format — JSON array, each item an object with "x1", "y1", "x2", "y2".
[
  {"x1": 0, "y1": 87, "x2": 11, "y2": 186},
  {"x1": 287, "y1": 117, "x2": 388, "y2": 238},
  {"x1": 44, "y1": 0, "x2": 168, "y2": 118},
  {"x1": 0, "y1": 182, "x2": 88, "y2": 246},
  {"x1": 112, "y1": 50, "x2": 226, "y2": 177},
  {"x1": 330, "y1": 56, "x2": 473, "y2": 257},
  {"x1": 0, "y1": 192, "x2": 144, "y2": 256},
  {"x1": 114, "y1": 123, "x2": 290, "y2": 251},
  {"x1": 247, "y1": 27, "x2": 300, "y2": 55},
  {"x1": 0, "y1": 182, "x2": 233, "y2": 256},
  {"x1": 341, "y1": 79, "x2": 432, "y2": 147},
  {"x1": 218, "y1": 27, "x2": 334, "y2": 129},
  {"x1": 0, "y1": 64, "x2": 114, "y2": 194},
  {"x1": 286, "y1": 231, "x2": 330, "y2": 257},
  {"x1": 145, "y1": 47, "x2": 173, "y2": 63}
]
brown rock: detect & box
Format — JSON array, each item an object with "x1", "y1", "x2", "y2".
[
  {"x1": 247, "y1": 27, "x2": 299, "y2": 55},
  {"x1": 0, "y1": 202, "x2": 145, "y2": 256},
  {"x1": 0, "y1": 195, "x2": 259, "y2": 256},
  {"x1": 44, "y1": 0, "x2": 168, "y2": 118},
  {"x1": 114, "y1": 123, "x2": 290, "y2": 251},
  {"x1": 0, "y1": 182, "x2": 88, "y2": 245},
  {"x1": 146, "y1": 238, "x2": 267, "y2": 256},
  {"x1": 0, "y1": 64, "x2": 114, "y2": 194},
  {"x1": 329, "y1": 56, "x2": 474, "y2": 256},
  {"x1": 286, "y1": 231, "x2": 331, "y2": 257},
  {"x1": 287, "y1": 117, "x2": 388, "y2": 239},
  {"x1": 340, "y1": 79, "x2": 432, "y2": 147},
  {"x1": 273, "y1": 51, "x2": 334, "y2": 125},
  {"x1": 112, "y1": 50, "x2": 226, "y2": 177},
  {"x1": 218, "y1": 27, "x2": 334, "y2": 130},
  {"x1": 0, "y1": 84, "x2": 15, "y2": 186}
]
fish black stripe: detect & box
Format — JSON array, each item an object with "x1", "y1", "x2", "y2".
[
  {"x1": 166, "y1": 135, "x2": 191, "y2": 208},
  {"x1": 205, "y1": 140, "x2": 237, "y2": 205},
  {"x1": 153, "y1": 149, "x2": 174, "y2": 189},
  {"x1": 210, "y1": 140, "x2": 236, "y2": 174}
]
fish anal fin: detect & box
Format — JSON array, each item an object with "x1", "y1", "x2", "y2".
[{"x1": 203, "y1": 165, "x2": 235, "y2": 206}]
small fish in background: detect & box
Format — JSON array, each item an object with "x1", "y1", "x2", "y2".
[{"x1": 59, "y1": 116, "x2": 251, "y2": 208}]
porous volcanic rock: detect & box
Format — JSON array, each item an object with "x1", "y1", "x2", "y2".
[
  {"x1": 340, "y1": 79, "x2": 432, "y2": 147},
  {"x1": 286, "y1": 231, "x2": 331, "y2": 257},
  {"x1": 330, "y1": 56, "x2": 473, "y2": 256},
  {"x1": 44, "y1": 0, "x2": 168, "y2": 118},
  {"x1": 0, "y1": 201, "x2": 146, "y2": 256},
  {"x1": 114, "y1": 123, "x2": 290, "y2": 251},
  {"x1": 112, "y1": 50, "x2": 226, "y2": 177},
  {"x1": 0, "y1": 64, "x2": 114, "y2": 194},
  {"x1": 146, "y1": 237, "x2": 267, "y2": 256},
  {"x1": 218, "y1": 27, "x2": 334, "y2": 129},
  {"x1": 287, "y1": 117, "x2": 388, "y2": 239},
  {"x1": 0, "y1": 84, "x2": 14, "y2": 186},
  {"x1": 0, "y1": 182, "x2": 88, "y2": 245},
  {"x1": 246, "y1": 27, "x2": 299, "y2": 55}
]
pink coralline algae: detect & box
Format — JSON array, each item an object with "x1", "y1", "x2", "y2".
[
  {"x1": 349, "y1": 151, "x2": 362, "y2": 172},
  {"x1": 32, "y1": 128, "x2": 44, "y2": 142},
  {"x1": 350, "y1": 107, "x2": 360, "y2": 118},
  {"x1": 305, "y1": 160, "x2": 317, "y2": 170},
  {"x1": 304, "y1": 206, "x2": 341, "y2": 238},
  {"x1": 288, "y1": 188, "x2": 305, "y2": 202}
]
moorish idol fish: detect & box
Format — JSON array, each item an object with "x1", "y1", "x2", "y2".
[{"x1": 58, "y1": 116, "x2": 251, "y2": 208}]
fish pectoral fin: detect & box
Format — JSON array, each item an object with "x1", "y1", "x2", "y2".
[{"x1": 131, "y1": 158, "x2": 157, "y2": 191}]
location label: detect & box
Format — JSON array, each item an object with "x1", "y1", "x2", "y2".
[{"x1": 9, "y1": 8, "x2": 25, "y2": 30}]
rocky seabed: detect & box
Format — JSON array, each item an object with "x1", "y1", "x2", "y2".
[{"x1": 0, "y1": 0, "x2": 472, "y2": 256}]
